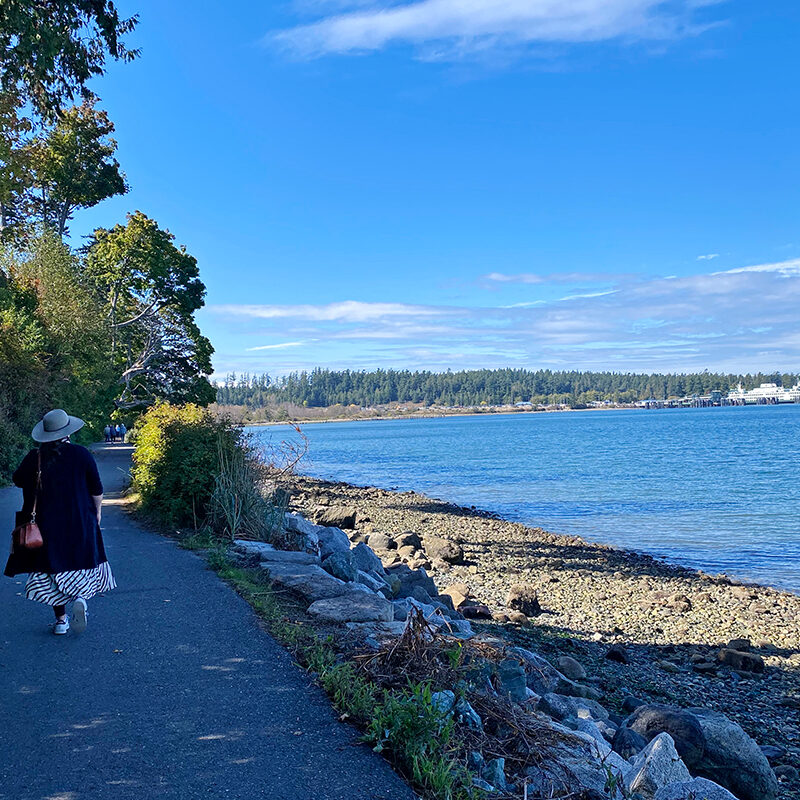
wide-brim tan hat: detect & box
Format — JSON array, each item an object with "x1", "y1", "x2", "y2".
[{"x1": 32, "y1": 409, "x2": 85, "y2": 443}]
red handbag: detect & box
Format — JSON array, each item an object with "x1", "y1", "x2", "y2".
[{"x1": 12, "y1": 451, "x2": 43, "y2": 551}]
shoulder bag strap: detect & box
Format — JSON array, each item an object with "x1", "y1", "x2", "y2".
[{"x1": 31, "y1": 449, "x2": 41, "y2": 523}]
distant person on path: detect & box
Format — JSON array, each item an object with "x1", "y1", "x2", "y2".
[
  {"x1": 109, "y1": 423, "x2": 116, "y2": 443},
  {"x1": 103, "y1": 424, "x2": 111, "y2": 443},
  {"x1": 4, "y1": 409, "x2": 116, "y2": 635},
  {"x1": 117, "y1": 423, "x2": 126, "y2": 443}
]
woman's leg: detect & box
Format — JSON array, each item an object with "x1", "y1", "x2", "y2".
[{"x1": 54, "y1": 604, "x2": 66, "y2": 620}]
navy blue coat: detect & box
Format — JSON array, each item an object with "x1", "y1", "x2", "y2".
[{"x1": 5, "y1": 444, "x2": 107, "y2": 577}]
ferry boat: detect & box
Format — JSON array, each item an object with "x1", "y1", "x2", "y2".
[{"x1": 728, "y1": 382, "x2": 800, "y2": 404}]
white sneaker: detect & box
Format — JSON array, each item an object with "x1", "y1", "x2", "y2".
[
  {"x1": 53, "y1": 617, "x2": 69, "y2": 635},
  {"x1": 71, "y1": 598, "x2": 88, "y2": 633}
]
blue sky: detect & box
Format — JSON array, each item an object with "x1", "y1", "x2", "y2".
[{"x1": 76, "y1": 0, "x2": 800, "y2": 378}]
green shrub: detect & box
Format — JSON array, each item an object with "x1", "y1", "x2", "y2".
[
  {"x1": 205, "y1": 437, "x2": 288, "y2": 542},
  {"x1": 131, "y1": 402, "x2": 241, "y2": 527}
]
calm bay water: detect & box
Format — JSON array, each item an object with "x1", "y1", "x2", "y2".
[{"x1": 250, "y1": 405, "x2": 800, "y2": 593}]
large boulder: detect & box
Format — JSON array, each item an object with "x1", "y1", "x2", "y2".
[
  {"x1": 387, "y1": 564, "x2": 438, "y2": 599},
  {"x1": 352, "y1": 542, "x2": 385, "y2": 575},
  {"x1": 624, "y1": 704, "x2": 705, "y2": 768},
  {"x1": 687, "y1": 707, "x2": 778, "y2": 800},
  {"x1": 654, "y1": 777, "x2": 739, "y2": 800},
  {"x1": 307, "y1": 591, "x2": 394, "y2": 623},
  {"x1": 525, "y1": 723, "x2": 628, "y2": 799},
  {"x1": 395, "y1": 531, "x2": 422, "y2": 550},
  {"x1": 365, "y1": 531, "x2": 396, "y2": 551},
  {"x1": 283, "y1": 513, "x2": 324, "y2": 552},
  {"x1": 261, "y1": 563, "x2": 347, "y2": 602},
  {"x1": 322, "y1": 551, "x2": 358, "y2": 582},
  {"x1": 506, "y1": 584, "x2": 542, "y2": 616},
  {"x1": 422, "y1": 534, "x2": 464, "y2": 564},
  {"x1": 316, "y1": 506, "x2": 357, "y2": 529},
  {"x1": 626, "y1": 733, "x2": 691, "y2": 799},
  {"x1": 717, "y1": 648, "x2": 764, "y2": 673},
  {"x1": 539, "y1": 693, "x2": 609, "y2": 723},
  {"x1": 233, "y1": 540, "x2": 276, "y2": 558},
  {"x1": 612, "y1": 725, "x2": 648, "y2": 759},
  {"x1": 557, "y1": 655, "x2": 587, "y2": 681},
  {"x1": 511, "y1": 648, "x2": 592, "y2": 698},
  {"x1": 496, "y1": 658, "x2": 528, "y2": 703},
  {"x1": 260, "y1": 550, "x2": 320, "y2": 566},
  {"x1": 317, "y1": 526, "x2": 351, "y2": 559}
]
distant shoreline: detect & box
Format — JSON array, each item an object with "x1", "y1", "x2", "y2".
[{"x1": 241, "y1": 404, "x2": 633, "y2": 427}]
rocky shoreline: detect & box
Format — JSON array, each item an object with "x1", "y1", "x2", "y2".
[{"x1": 284, "y1": 473, "x2": 800, "y2": 797}]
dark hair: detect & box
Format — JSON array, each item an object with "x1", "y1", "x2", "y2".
[{"x1": 39, "y1": 438, "x2": 68, "y2": 468}]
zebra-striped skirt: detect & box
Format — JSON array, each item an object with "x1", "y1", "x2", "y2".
[{"x1": 25, "y1": 561, "x2": 116, "y2": 606}]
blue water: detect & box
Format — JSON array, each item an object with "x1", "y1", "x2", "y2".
[{"x1": 249, "y1": 405, "x2": 800, "y2": 593}]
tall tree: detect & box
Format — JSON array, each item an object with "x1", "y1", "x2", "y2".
[
  {"x1": 85, "y1": 211, "x2": 214, "y2": 408},
  {"x1": 0, "y1": 0, "x2": 138, "y2": 118},
  {"x1": 26, "y1": 100, "x2": 127, "y2": 236},
  {"x1": 0, "y1": 93, "x2": 31, "y2": 240}
]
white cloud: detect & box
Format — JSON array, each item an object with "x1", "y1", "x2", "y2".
[
  {"x1": 245, "y1": 341, "x2": 306, "y2": 351},
  {"x1": 272, "y1": 0, "x2": 722, "y2": 59},
  {"x1": 723, "y1": 258, "x2": 800, "y2": 278},
  {"x1": 697, "y1": 253, "x2": 719, "y2": 260},
  {"x1": 210, "y1": 300, "x2": 445, "y2": 323},
  {"x1": 210, "y1": 258, "x2": 800, "y2": 375}
]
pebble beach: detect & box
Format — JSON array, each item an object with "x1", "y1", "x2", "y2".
[{"x1": 288, "y1": 473, "x2": 800, "y2": 791}]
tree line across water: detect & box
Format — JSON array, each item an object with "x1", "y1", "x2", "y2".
[
  {"x1": 217, "y1": 368, "x2": 800, "y2": 410},
  {"x1": 0, "y1": 3, "x2": 214, "y2": 481}
]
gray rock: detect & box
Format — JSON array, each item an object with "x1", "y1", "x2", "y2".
[
  {"x1": 558, "y1": 655, "x2": 587, "y2": 680},
  {"x1": 717, "y1": 648, "x2": 764, "y2": 673},
  {"x1": 687, "y1": 706, "x2": 778, "y2": 800},
  {"x1": 573, "y1": 719, "x2": 612, "y2": 754},
  {"x1": 322, "y1": 550, "x2": 358, "y2": 582},
  {"x1": 654, "y1": 777, "x2": 738, "y2": 800},
  {"x1": 316, "y1": 505, "x2": 357, "y2": 529},
  {"x1": 233, "y1": 540, "x2": 276, "y2": 557},
  {"x1": 431, "y1": 690, "x2": 456, "y2": 716},
  {"x1": 366, "y1": 531, "x2": 396, "y2": 551},
  {"x1": 468, "y1": 751, "x2": 485, "y2": 772},
  {"x1": 283, "y1": 513, "x2": 324, "y2": 538},
  {"x1": 455, "y1": 697, "x2": 483, "y2": 731},
  {"x1": 261, "y1": 549, "x2": 320, "y2": 566},
  {"x1": 626, "y1": 733, "x2": 691, "y2": 799},
  {"x1": 395, "y1": 531, "x2": 422, "y2": 549},
  {"x1": 352, "y1": 542, "x2": 385, "y2": 575},
  {"x1": 606, "y1": 643, "x2": 630, "y2": 664},
  {"x1": 307, "y1": 591, "x2": 394, "y2": 623},
  {"x1": 483, "y1": 758, "x2": 507, "y2": 791},
  {"x1": 539, "y1": 693, "x2": 609, "y2": 722},
  {"x1": 411, "y1": 585, "x2": 437, "y2": 606},
  {"x1": 512, "y1": 648, "x2": 594, "y2": 699},
  {"x1": 497, "y1": 658, "x2": 528, "y2": 703},
  {"x1": 506, "y1": 583, "x2": 542, "y2": 616},
  {"x1": 622, "y1": 695, "x2": 647, "y2": 713},
  {"x1": 317, "y1": 526, "x2": 352, "y2": 559},
  {"x1": 624, "y1": 704, "x2": 705, "y2": 768},
  {"x1": 471, "y1": 778, "x2": 494, "y2": 793},
  {"x1": 345, "y1": 621, "x2": 407, "y2": 640},
  {"x1": 389, "y1": 564, "x2": 438, "y2": 599},
  {"x1": 525, "y1": 722, "x2": 628, "y2": 799},
  {"x1": 613, "y1": 725, "x2": 648, "y2": 759},
  {"x1": 261, "y1": 562, "x2": 348, "y2": 602},
  {"x1": 356, "y1": 570, "x2": 390, "y2": 594},
  {"x1": 422, "y1": 534, "x2": 464, "y2": 564}
]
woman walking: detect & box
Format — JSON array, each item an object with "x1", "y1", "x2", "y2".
[{"x1": 5, "y1": 409, "x2": 116, "y2": 635}]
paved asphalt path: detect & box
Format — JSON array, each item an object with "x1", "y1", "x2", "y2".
[{"x1": 0, "y1": 443, "x2": 416, "y2": 800}]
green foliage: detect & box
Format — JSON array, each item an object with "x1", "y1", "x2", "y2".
[
  {"x1": 0, "y1": 232, "x2": 116, "y2": 480},
  {"x1": 25, "y1": 100, "x2": 127, "y2": 236},
  {"x1": 86, "y1": 211, "x2": 214, "y2": 409},
  {"x1": 131, "y1": 402, "x2": 241, "y2": 528},
  {"x1": 218, "y1": 367, "x2": 800, "y2": 409},
  {"x1": 0, "y1": 0, "x2": 139, "y2": 118}
]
